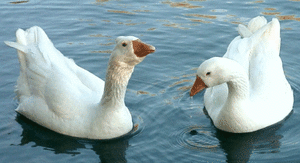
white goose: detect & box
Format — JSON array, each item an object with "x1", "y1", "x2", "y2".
[
  {"x1": 5, "y1": 26, "x2": 155, "y2": 139},
  {"x1": 190, "y1": 16, "x2": 293, "y2": 133}
]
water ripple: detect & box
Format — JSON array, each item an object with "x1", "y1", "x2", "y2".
[{"x1": 173, "y1": 125, "x2": 219, "y2": 152}]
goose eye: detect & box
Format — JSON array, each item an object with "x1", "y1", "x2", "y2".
[
  {"x1": 122, "y1": 43, "x2": 127, "y2": 47},
  {"x1": 206, "y1": 72, "x2": 211, "y2": 76}
]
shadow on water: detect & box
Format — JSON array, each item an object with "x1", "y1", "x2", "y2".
[
  {"x1": 215, "y1": 110, "x2": 293, "y2": 163},
  {"x1": 216, "y1": 123, "x2": 283, "y2": 163},
  {"x1": 15, "y1": 114, "x2": 143, "y2": 163},
  {"x1": 179, "y1": 108, "x2": 290, "y2": 163}
]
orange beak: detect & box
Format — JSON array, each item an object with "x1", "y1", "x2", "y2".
[
  {"x1": 132, "y1": 40, "x2": 155, "y2": 58},
  {"x1": 190, "y1": 75, "x2": 207, "y2": 96}
]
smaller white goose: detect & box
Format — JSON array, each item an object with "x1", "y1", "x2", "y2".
[
  {"x1": 190, "y1": 16, "x2": 293, "y2": 133},
  {"x1": 5, "y1": 26, "x2": 155, "y2": 139}
]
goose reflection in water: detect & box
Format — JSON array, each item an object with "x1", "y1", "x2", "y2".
[
  {"x1": 15, "y1": 114, "x2": 143, "y2": 163},
  {"x1": 183, "y1": 109, "x2": 289, "y2": 162},
  {"x1": 216, "y1": 123, "x2": 283, "y2": 162},
  {"x1": 215, "y1": 111, "x2": 291, "y2": 162}
]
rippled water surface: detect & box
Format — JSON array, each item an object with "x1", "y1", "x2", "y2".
[{"x1": 1, "y1": 0, "x2": 300, "y2": 162}]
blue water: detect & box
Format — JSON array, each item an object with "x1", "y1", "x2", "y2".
[{"x1": 1, "y1": 0, "x2": 300, "y2": 162}]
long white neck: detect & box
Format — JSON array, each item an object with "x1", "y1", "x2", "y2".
[
  {"x1": 218, "y1": 70, "x2": 252, "y2": 132},
  {"x1": 226, "y1": 72, "x2": 249, "y2": 103},
  {"x1": 216, "y1": 59, "x2": 250, "y2": 109},
  {"x1": 99, "y1": 56, "x2": 134, "y2": 108}
]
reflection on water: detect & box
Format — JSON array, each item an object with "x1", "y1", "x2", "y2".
[
  {"x1": 16, "y1": 115, "x2": 85, "y2": 155},
  {"x1": 175, "y1": 117, "x2": 284, "y2": 163},
  {"x1": 9, "y1": 0, "x2": 29, "y2": 4},
  {"x1": 161, "y1": 1, "x2": 203, "y2": 9},
  {"x1": 216, "y1": 123, "x2": 283, "y2": 163},
  {"x1": 107, "y1": 10, "x2": 136, "y2": 15},
  {"x1": 13, "y1": 107, "x2": 291, "y2": 163},
  {"x1": 15, "y1": 114, "x2": 144, "y2": 162},
  {"x1": 277, "y1": 15, "x2": 300, "y2": 21},
  {"x1": 171, "y1": 108, "x2": 290, "y2": 162},
  {"x1": 92, "y1": 140, "x2": 128, "y2": 163}
]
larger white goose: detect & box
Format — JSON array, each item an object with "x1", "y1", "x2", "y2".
[
  {"x1": 190, "y1": 16, "x2": 293, "y2": 133},
  {"x1": 5, "y1": 26, "x2": 155, "y2": 139}
]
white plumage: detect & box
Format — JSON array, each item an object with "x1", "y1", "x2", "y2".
[
  {"x1": 190, "y1": 16, "x2": 293, "y2": 133},
  {"x1": 5, "y1": 26, "x2": 155, "y2": 139}
]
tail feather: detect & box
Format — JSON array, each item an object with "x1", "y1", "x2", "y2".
[
  {"x1": 4, "y1": 41, "x2": 28, "y2": 53},
  {"x1": 238, "y1": 24, "x2": 252, "y2": 38},
  {"x1": 236, "y1": 16, "x2": 280, "y2": 56},
  {"x1": 5, "y1": 26, "x2": 56, "y2": 100},
  {"x1": 238, "y1": 16, "x2": 268, "y2": 38},
  {"x1": 226, "y1": 16, "x2": 280, "y2": 77},
  {"x1": 248, "y1": 17, "x2": 280, "y2": 52},
  {"x1": 5, "y1": 37, "x2": 32, "y2": 99},
  {"x1": 247, "y1": 16, "x2": 267, "y2": 33}
]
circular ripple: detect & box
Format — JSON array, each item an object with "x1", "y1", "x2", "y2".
[{"x1": 175, "y1": 126, "x2": 219, "y2": 152}]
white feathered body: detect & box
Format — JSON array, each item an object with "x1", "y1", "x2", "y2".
[
  {"x1": 203, "y1": 17, "x2": 293, "y2": 132},
  {"x1": 6, "y1": 27, "x2": 138, "y2": 139}
]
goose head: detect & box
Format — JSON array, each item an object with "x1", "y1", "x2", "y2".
[
  {"x1": 111, "y1": 36, "x2": 155, "y2": 66},
  {"x1": 190, "y1": 57, "x2": 244, "y2": 96}
]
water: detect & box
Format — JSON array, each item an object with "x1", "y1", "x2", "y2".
[{"x1": 1, "y1": 0, "x2": 300, "y2": 162}]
